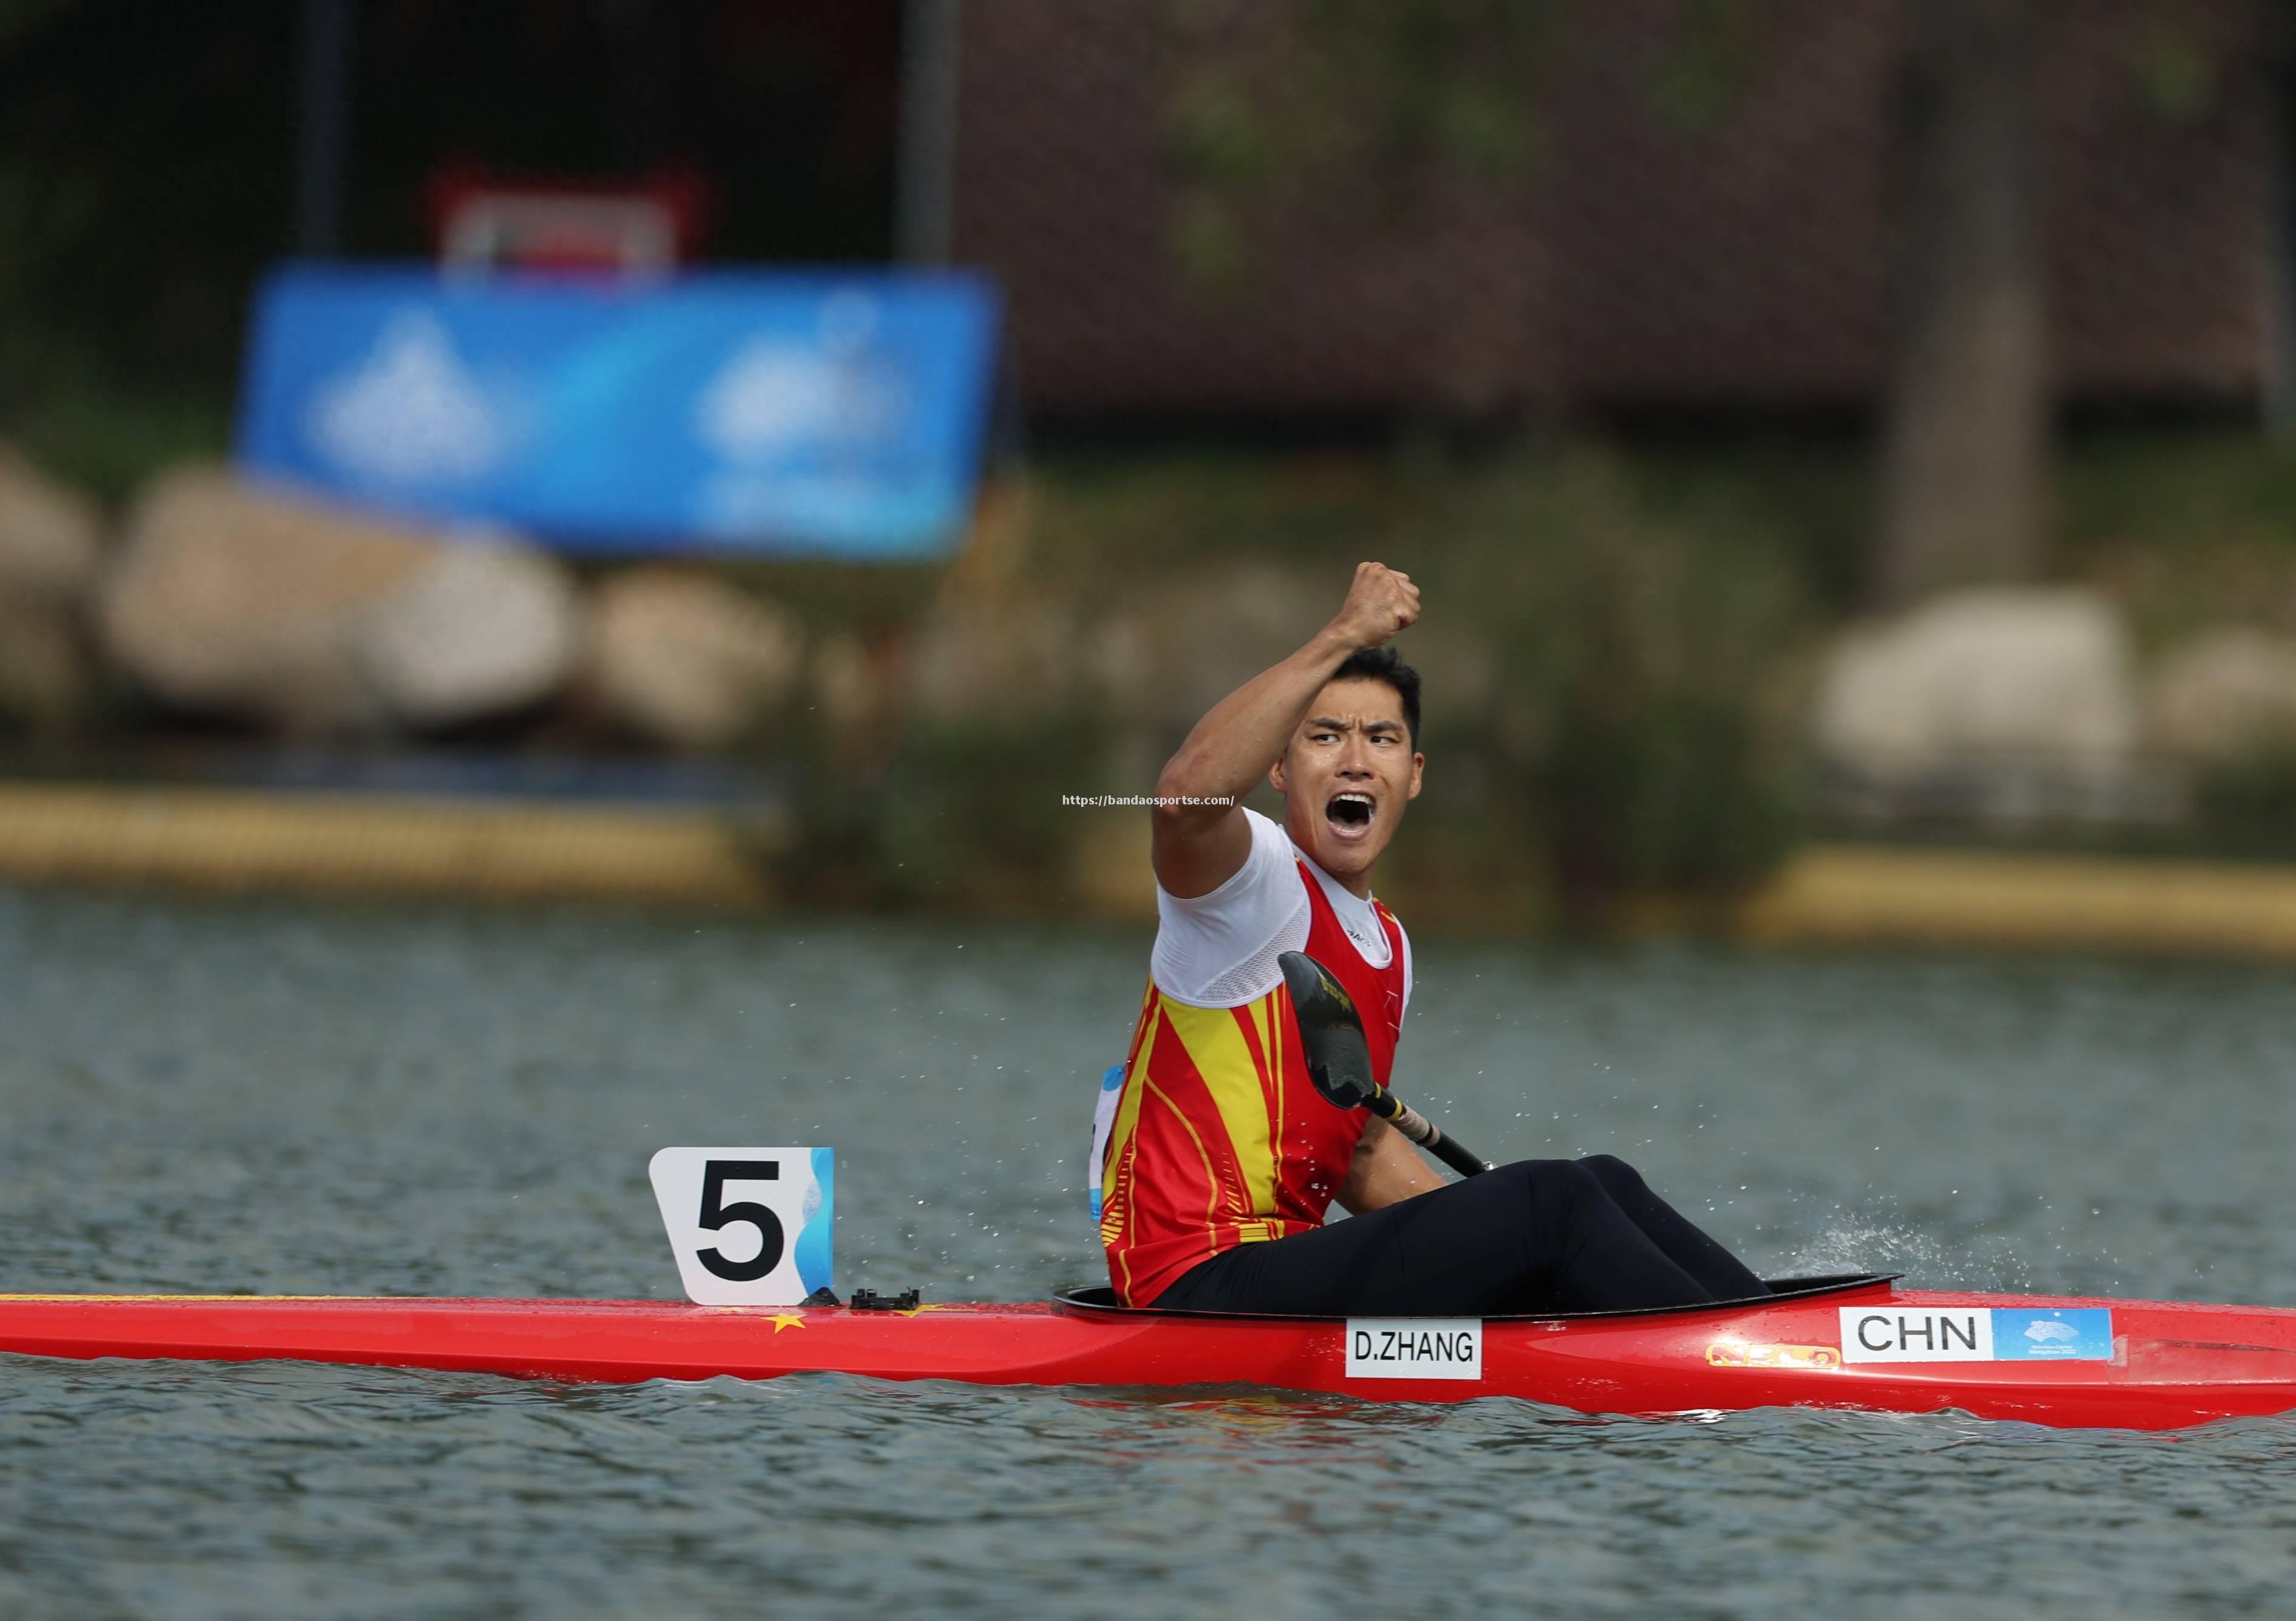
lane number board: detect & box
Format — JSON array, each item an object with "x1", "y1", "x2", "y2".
[{"x1": 649, "y1": 1146, "x2": 835, "y2": 1306}]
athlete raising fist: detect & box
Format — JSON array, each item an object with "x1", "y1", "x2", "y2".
[{"x1": 1089, "y1": 563, "x2": 1770, "y2": 1318}]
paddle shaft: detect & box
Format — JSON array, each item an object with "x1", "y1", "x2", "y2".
[
  {"x1": 1274, "y1": 948, "x2": 1494, "y2": 1180},
  {"x1": 1366, "y1": 1091, "x2": 1489, "y2": 1179}
]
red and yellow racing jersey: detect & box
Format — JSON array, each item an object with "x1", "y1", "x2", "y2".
[{"x1": 1098, "y1": 862, "x2": 1407, "y2": 1304}]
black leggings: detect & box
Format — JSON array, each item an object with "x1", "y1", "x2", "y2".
[{"x1": 1154, "y1": 1155, "x2": 1768, "y2": 1317}]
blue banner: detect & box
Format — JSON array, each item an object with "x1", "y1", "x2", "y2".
[{"x1": 236, "y1": 264, "x2": 1000, "y2": 558}]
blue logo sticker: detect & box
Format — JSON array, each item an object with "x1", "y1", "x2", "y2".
[
  {"x1": 1088, "y1": 1063, "x2": 1125, "y2": 1222},
  {"x1": 1989, "y1": 1307, "x2": 2113, "y2": 1361},
  {"x1": 794, "y1": 1146, "x2": 835, "y2": 1296}
]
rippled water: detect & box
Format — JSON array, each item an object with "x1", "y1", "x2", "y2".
[{"x1": 4, "y1": 886, "x2": 2295, "y2": 1617}]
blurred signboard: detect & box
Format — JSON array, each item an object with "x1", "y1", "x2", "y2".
[{"x1": 236, "y1": 264, "x2": 1000, "y2": 558}]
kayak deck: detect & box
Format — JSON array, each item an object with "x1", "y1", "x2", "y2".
[{"x1": 4, "y1": 1278, "x2": 2295, "y2": 1430}]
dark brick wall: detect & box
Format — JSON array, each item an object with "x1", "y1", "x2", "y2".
[{"x1": 950, "y1": 0, "x2": 2274, "y2": 415}]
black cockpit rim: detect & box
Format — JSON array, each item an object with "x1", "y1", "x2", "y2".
[{"x1": 1049, "y1": 1272, "x2": 1901, "y2": 1324}]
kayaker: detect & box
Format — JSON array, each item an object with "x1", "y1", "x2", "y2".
[{"x1": 1091, "y1": 561, "x2": 1770, "y2": 1315}]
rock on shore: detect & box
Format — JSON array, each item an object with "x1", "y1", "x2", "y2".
[
  {"x1": 0, "y1": 446, "x2": 104, "y2": 730},
  {"x1": 2144, "y1": 626, "x2": 2296, "y2": 763},
  {"x1": 586, "y1": 568, "x2": 804, "y2": 749},
  {"x1": 909, "y1": 588, "x2": 1078, "y2": 727},
  {"x1": 355, "y1": 534, "x2": 583, "y2": 727},
  {"x1": 100, "y1": 468, "x2": 580, "y2": 733},
  {"x1": 1815, "y1": 588, "x2": 2140, "y2": 777},
  {"x1": 0, "y1": 447, "x2": 101, "y2": 602},
  {"x1": 1090, "y1": 564, "x2": 1331, "y2": 735}
]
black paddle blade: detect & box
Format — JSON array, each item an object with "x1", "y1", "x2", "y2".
[{"x1": 1278, "y1": 950, "x2": 1377, "y2": 1110}]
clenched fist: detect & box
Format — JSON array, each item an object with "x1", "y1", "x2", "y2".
[{"x1": 1326, "y1": 561, "x2": 1420, "y2": 651}]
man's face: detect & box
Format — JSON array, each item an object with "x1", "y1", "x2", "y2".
[{"x1": 1269, "y1": 677, "x2": 1423, "y2": 885}]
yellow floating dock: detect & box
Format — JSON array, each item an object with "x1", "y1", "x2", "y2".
[
  {"x1": 0, "y1": 783, "x2": 776, "y2": 908},
  {"x1": 1740, "y1": 843, "x2": 2296, "y2": 959},
  {"x1": 2, "y1": 783, "x2": 2293, "y2": 956}
]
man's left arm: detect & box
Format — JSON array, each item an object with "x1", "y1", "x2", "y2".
[{"x1": 1334, "y1": 1116, "x2": 1444, "y2": 1212}]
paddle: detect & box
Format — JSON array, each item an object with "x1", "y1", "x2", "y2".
[{"x1": 1278, "y1": 949, "x2": 1491, "y2": 1179}]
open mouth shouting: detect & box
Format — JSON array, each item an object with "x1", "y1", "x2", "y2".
[{"x1": 1325, "y1": 790, "x2": 1377, "y2": 841}]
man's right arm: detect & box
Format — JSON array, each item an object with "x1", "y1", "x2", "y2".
[{"x1": 1151, "y1": 562, "x2": 1420, "y2": 899}]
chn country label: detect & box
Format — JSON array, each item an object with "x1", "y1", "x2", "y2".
[
  {"x1": 1837, "y1": 1306, "x2": 2116, "y2": 1363},
  {"x1": 1838, "y1": 1306, "x2": 1995, "y2": 1363}
]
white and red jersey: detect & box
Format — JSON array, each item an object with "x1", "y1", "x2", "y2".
[{"x1": 1091, "y1": 809, "x2": 1413, "y2": 1304}]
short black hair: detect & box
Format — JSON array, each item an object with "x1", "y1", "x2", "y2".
[{"x1": 1328, "y1": 646, "x2": 1421, "y2": 746}]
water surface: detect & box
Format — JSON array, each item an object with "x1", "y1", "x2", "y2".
[{"x1": 3, "y1": 888, "x2": 2293, "y2": 1616}]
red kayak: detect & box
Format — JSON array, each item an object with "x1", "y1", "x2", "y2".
[{"x1": 5, "y1": 1273, "x2": 2295, "y2": 1431}]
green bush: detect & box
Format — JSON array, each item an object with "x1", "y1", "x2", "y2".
[
  {"x1": 772, "y1": 444, "x2": 1817, "y2": 931},
  {"x1": 774, "y1": 711, "x2": 1102, "y2": 913},
  {"x1": 2191, "y1": 749, "x2": 2296, "y2": 862},
  {"x1": 1416, "y1": 447, "x2": 1813, "y2": 924}
]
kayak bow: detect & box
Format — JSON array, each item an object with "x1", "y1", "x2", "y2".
[{"x1": 6, "y1": 1273, "x2": 2296, "y2": 1431}]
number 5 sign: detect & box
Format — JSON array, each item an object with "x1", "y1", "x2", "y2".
[{"x1": 649, "y1": 1147, "x2": 835, "y2": 1305}]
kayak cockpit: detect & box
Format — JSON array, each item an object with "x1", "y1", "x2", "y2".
[{"x1": 1048, "y1": 1272, "x2": 1901, "y2": 1323}]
